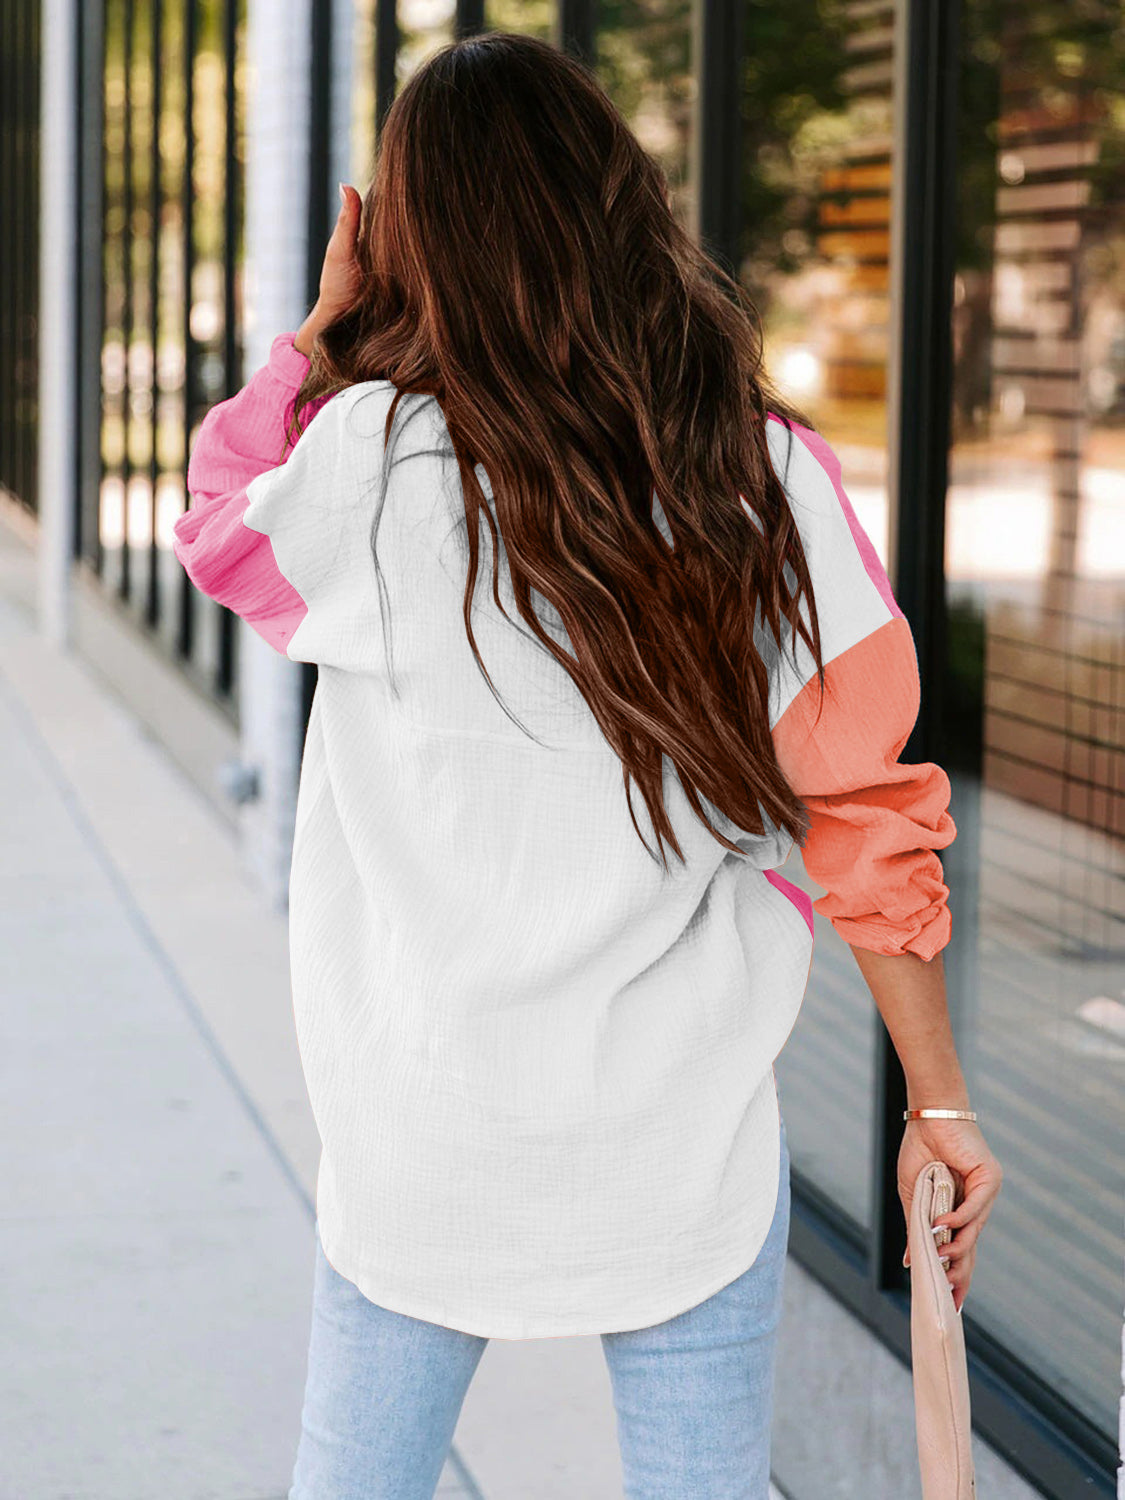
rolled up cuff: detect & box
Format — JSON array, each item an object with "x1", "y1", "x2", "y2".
[
  {"x1": 267, "y1": 331, "x2": 311, "y2": 388},
  {"x1": 815, "y1": 884, "x2": 953, "y2": 960}
]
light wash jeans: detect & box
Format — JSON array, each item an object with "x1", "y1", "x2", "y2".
[{"x1": 288, "y1": 1111, "x2": 790, "y2": 1500}]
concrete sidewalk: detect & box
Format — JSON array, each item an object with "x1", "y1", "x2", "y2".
[
  {"x1": 4, "y1": 510, "x2": 768, "y2": 1500},
  {"x1": 0, "y1": 502, "x2": 1047, "y2": 1500}
]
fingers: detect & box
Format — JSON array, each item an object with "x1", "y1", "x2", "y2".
[
  {"x1": 936, "y1": 1214, "x2": 988, "y2": 1260},
  {"x1": 910, "y1": 1182, "x2": 994, "y2": 1315},
  {"x1": 933, "y1": 1176, "x2": 999, "y2": 1235},
  {"x1": 906, "y1": 1234, "x2": 974, "y2": 1312},
  {"x1": 928, "y1": 1180, "x2": 997, "y2": 1285},
  {"x1": 897, "y1": 1143, "x2": 1001, "y2": 1316},
  {"x1": 902, "y1": 1194, "x2": 991, "y2": 1266},
  {"x1": 315, "y1": 185, "x2": 365, "y2": 316},
  {"x1": 330, "y1": 185, "x2": 361, "y2": 247},
  {"x1": 903, "y1": 1220, "x2": 953, "y2": 1269},
  {"x1": 945, "y1": 1243, "x2": 974, "y2": 1313}
]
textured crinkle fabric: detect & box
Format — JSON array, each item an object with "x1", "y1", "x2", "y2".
[{"x1": 172, "y1": 333, "x2": 955, "y2": 1339}]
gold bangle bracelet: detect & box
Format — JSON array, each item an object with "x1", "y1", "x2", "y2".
[{"x1": 903, "y1": 1108, "x2": 978, "y2": 1122}]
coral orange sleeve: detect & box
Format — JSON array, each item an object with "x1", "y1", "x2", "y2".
[{"x1": 771, "y1": 615, "x2": 957, "y2": 960}]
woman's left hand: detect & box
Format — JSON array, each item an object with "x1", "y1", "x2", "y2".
[
  {"x1": 898, "y1": 1117, "x2": 1003, "y2": 1314},
  {"x1": 295, "y1": 183, "x2": 366, "y2": 356}
]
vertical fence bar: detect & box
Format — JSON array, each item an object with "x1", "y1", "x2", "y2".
[
  {"x1": 299, "y1": 0, "x2": 334, "y2": 732},
  {"x1": 1, "y1": 3, "x2": 8, "y2": 497},
  {"x1": 373, "y1": 0, "x2": 396, "y2": 139},
  {"x1": 119, "y1": 0, "x2": 134, "y2": 601},
  {"x1": 146, "y1": 0, "x2": 162, "y2": 626},
  {"x1": 222, "y1": 0, "x2": 239, "y2": 395},
  {"x1": 690, "y1": 0, "x2": 744, "y2": 282},
  {"x1": 178, "y1": 0, "x2": 196, "y2": 657},
  {"x1": 32, "y1": 0, "x2": 44, "y2": 511},
  {"x1": 0, "y1": 0, "x2": 41, "y2": 514},
  {"x1": 16, "y1": 0, "x2": 26, "y2": 507},
  {"x1": 305, "y1": 0, "x2": 333, "y2": 315},
  {"x1": 14, "y1": 1, "x2": 25, "y2": 506},
  {"x1": 37, "y1": 0, "x2": 74, "y2": 643},
  {"x1": 454, "y1": 0, "x2": 484, "y2": 40},
  {"x1": 7, "y1": 0, "x2": 18, "y2": 501},
  {"x1": 76, "y1": 0, "x2": 106, "y2": 569},
  {"x1": 554, "y1": 0, "x2": 595, "y2": 65},
  {"x1": 101, "y1": 0, "x2": 119, "y2": 584},
  {"x1": 216, "y1": 0, "x2": 239, "y2": 696},
  {"x1": 33, "y1": 0, "x2": 43, "y2": 510}
]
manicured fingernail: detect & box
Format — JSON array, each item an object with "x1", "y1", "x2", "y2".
[
  {"x1": 339, "y1": 183, "x2": 346, "y2": 205},
  {"x1": 932, "y1": 1224, "x2": 947, "y2": 1236},
  {"x1": 903, "y1": 1251, "x2": 909, "y2": 1266}
]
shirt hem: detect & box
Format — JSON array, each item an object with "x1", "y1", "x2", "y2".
[{"x1": 313, "y1": 1118, "x2": 784, "y2": 1341}]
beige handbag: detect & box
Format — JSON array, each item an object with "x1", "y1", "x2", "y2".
[{"x1": 908, "y1": 1159, "x2": 977, "y2": 1499}]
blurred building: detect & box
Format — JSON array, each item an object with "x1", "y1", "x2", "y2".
[{"x1": 2, "y1": 1, "x2": 1121, "y2": 1496}]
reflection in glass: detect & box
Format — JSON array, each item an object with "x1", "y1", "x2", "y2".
[{"x1": 943, "y1": 0, "x2": 1125, "y2": 1440}]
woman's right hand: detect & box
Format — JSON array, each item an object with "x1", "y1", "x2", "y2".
[
  {"x1": 898, "y1": 1116, "x2": 1003, "y2": 1313},
  {"x1": 295, "y1": 183, "x2": 366, "y2": 356}
]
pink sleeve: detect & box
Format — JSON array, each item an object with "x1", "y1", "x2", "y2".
[
  {"x1": 771, "y1": 615, "x2": 957, "y2": 961},
  {"x1": 172, "y1": 331, "x2": 334, "y2": 654}
]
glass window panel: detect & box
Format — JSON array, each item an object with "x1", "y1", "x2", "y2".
[
  {"x1": 755, "y1": 0, "x2": 897, "y2": 1236},
  {"x1": 943, "y1": 0, "x2": 1125, "y2": 1442}
]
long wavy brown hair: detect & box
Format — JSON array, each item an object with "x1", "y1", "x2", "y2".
[{"x1": 284, "y1": 30, "x2": 826, "y2": 872}]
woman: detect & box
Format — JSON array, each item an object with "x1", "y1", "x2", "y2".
[{"x1": 174, "y1": 30, "x2": 1002, "y2": 1500}]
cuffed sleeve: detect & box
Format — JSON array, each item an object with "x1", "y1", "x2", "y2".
[
  {"x1": 184, "y1": 331, "x2": 326, "y2": 500},
  {"x1": 771, "y1": 615, "x2": 956, "y2": 960},
  {"x1": 265, "y1": 329, "x2": 317, "y2": 389},
  {"x1": 172, "y1": 482, "x2": 309, "y2": 654},
  {"x1": 173, "y1": 331, "x2": 332, "y2": 656}
]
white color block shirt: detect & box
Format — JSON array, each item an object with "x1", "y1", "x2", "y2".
[{"x1": 173, "y1": 332, "x2": 955, "y2": 1338}]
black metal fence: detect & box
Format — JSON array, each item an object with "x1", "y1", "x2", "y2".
[
  {"x1": 0, "y1": 0, "x2": 40, "y2": 516},
  {"x1": 73, "y1": 0, "x2": 246, "y2": 711}
]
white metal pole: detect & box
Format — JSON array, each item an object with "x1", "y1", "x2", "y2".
[
  {"x1": 37, "y1": 0, "x2": 80, "y2": 648},
  {"x1": 238, "y1": 0, "x2": 315, "y2": 909}
]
